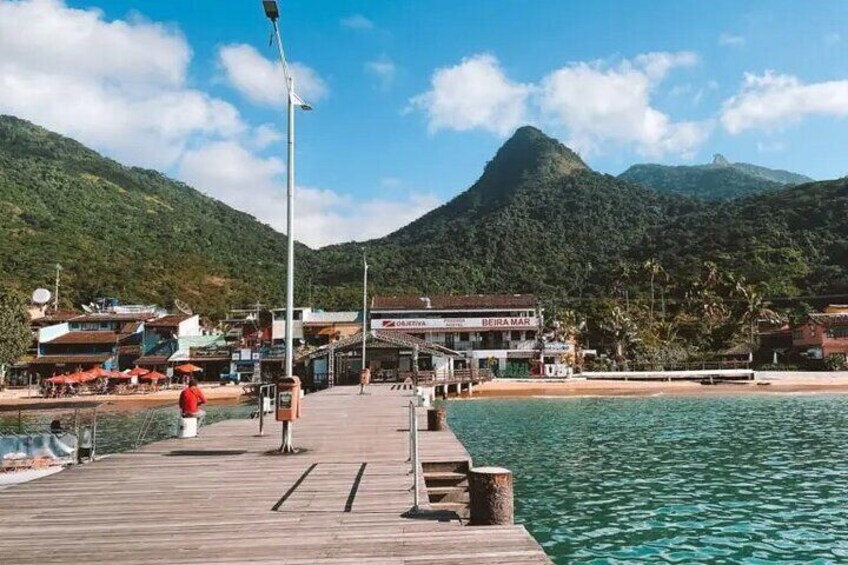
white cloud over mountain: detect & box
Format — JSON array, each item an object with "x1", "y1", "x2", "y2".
[
  {"x1": 0, "y1": 0, "x2": 243, "y2": 168},
  {"x1": 409, "y1": 54, "x2": 534, "y2": 136},
  {"x1": 411, "y1": 51, "x2": 709, "y2": 157},
  {"x1": 0, "y1": 0, "x2": 438, "y2": 247},
  {"x1": 721, "y1": 71, "x2": 848, "y2": 134},
  {"x1": 178, "y1": 141, "x2": 441, "y2": 247},
  {"x1": 539, "y1": 52, "x2": 709, "y2": 157}
]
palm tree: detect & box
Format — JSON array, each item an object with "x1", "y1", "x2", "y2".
[
  {"x1": 642, "y1": 259, "x2": 665, "y2": 319},
  {"x1": 734, "y1": 278, "x2": 783, "y2": 346},
  {"x1": 599, "y1": 305, "x2": 640, "y2": 364}
]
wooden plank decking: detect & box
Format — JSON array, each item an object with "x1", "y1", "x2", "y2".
[{"x1": 0, "y1": 385, "x2": 551, "y2": 564}]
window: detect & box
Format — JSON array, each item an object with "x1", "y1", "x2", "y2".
[
  {"x1": 511, "y1": 331, "x2": 522, "y2": 341},
  {"x1": 827, "y1": 326, "x2": 848, "y2": 339},
  {"x1": 459, "y1": 332, "x2": 469, "y2": 341}
]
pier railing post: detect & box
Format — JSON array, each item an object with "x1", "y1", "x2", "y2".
[
  {"x1": 408, "y1": 400, "x2": 420, "y2": 511},
  {"x1": 468, "y1": 467, "x2": 514, "y2": 526}
]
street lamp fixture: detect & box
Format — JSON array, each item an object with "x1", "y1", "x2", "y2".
[{"x1": 262, "y1": 1, "x2": 279, "y2": 21}]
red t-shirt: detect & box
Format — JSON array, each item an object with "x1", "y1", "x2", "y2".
[{"x1": 179, "y1": 386, "x2": 206, "y2": 414}]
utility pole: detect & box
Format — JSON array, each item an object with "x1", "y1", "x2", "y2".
[{"x1": 53, "y1": 263, "x2": 62, "y2": 312}]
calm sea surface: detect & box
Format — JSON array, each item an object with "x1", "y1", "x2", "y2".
[
  {"x1": 1, "y1": 402, "x2": 254, "y2": 454},
  {"x1": 448, "y1": 395, "x2": 848, "y2": 564}
]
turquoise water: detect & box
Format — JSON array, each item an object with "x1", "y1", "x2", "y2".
[
  {"x1": 448, "y1": 396, "x2": 848, "y2": 564},
  {"x1": 1, "y1": 402, "x2": 254, "y2": 455}
]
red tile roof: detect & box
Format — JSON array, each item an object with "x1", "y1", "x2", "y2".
[
  {"x1": 371, "y1": 294, "x2": 537, "y2": 311},
  {"x1": 146, "y1": 314, "x2": 192, "y2": 328},
  {"x1": 809, "y1": 313, "x2": 848, "y2": 326},
  {"x1": 30, "y1": 354, "x2": 112, "y2": 365},
  {"x1": 47, "y1": 331, "x2": 120, "y2": 345}
]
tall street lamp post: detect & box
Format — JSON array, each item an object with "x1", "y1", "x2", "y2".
[
  {"x1": 263, "y1": 0, "x2": 311, "y2": 454},
  {"x1": 263, "y1": 0, "x2": 311, "y2": 383}
]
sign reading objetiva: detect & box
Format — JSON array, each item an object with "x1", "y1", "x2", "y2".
[{"x1": 371, "y1": 317, "x2": 538, "y2": 330}]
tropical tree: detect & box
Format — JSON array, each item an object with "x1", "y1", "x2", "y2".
[
  {"x1": 642, "y1": 258, "x2": 665, "y2": 319},
  {"x1": 0, "y1": 288, "x2": 31, "y2": 389},
  {"x1": 598, "y1": 305, "x2": 640, "y2": 363},
  {"x1": 732, "y1": 277, "x2": 783, "y2": 346}
]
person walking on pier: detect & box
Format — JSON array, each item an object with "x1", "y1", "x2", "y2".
[{"x1": 179, "y1": 378, "x2": 207, "y2": 426}]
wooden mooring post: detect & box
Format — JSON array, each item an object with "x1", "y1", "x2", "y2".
[
  {"x1": 427, "y1": 408, "x2": 446, "y2": 431},
  {"x1": 468, "y1": 466, "x2": 514, "y2": 526}
]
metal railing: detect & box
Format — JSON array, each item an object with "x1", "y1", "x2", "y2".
[
  {"x1": 408, "y1": 400, "x2": 420, "y2": 511},
  {"x1": 257, "y1": 383, "x2": 277, "y2": 436}
]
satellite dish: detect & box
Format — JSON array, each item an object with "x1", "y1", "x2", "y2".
[
  {"x1": 81, "y1": 304, "x2": 94, "y2": 313},
  {"x1": 174, "y1": 298, "x2": 193, "y2": 316},
  {"x1": 32, "y1": 288, "x2": 52, "y2": 305}
]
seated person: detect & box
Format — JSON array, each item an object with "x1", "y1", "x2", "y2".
[{"x1": 178, "y1": 378, "x2": 207, "y2": 426}]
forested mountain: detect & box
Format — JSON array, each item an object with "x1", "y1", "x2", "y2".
[
  {"x1": 0, "y1": 115, "x2": 314, "y2": 316},
  {"x1": 619, "y1": 154, "x2": 814, "y2": 200},
  {"x1": 2, "y1": 116, "x2": 847, "y2": 360},
  {"x1": 314, "y1": 126, "x2": 700, "y2": 301}
]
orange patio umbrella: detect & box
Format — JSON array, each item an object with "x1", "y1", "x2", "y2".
[
  {"x1": 67, "y1": 371, "x2": 97, "y2": 383},
  {"x1": 127, "y1": 367, "x2": 150, "y2": 377},
  {"x1": 46, "y1": 375, "x2": 70, "y2": 385},
  {"x1": 175, "y1": 363, "x2": 203, "y2": 373},
  {"x1": 140, "y1": 371, "x2": 166, "y2": 381}
]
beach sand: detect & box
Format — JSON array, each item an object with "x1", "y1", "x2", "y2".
[
  {"x1": 0, "y1": 383, "x2": 248, "y2": 410},
  {"x1": 473, "y1": 373, "x2": 848, "y2": 398}
]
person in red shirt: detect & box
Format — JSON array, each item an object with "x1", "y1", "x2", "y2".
[{"x1": 179, "y1": 378, "x2": 207, "y2": 425}]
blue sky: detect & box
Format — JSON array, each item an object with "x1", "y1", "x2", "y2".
[{"x1": 1, "y1": 0, "x2": 846, "y2": 246}]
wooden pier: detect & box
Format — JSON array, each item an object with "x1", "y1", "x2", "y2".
[{"x1": 0, "y1": 385, "x2": 551, "y2": 564}]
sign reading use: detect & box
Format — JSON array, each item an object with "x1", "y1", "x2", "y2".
[{"x1": 371, "y1": 317, "x2": 538, "y2": 331}]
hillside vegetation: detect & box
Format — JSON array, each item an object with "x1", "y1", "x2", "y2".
[
  {"x1": 0, "y1": 115, "x2": 313, "y2": 316},
  {"x1": 2, "y1": 116, "x2": 847, "y2": 360}
]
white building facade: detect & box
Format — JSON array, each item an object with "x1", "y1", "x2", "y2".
[{"x1": 369, "y1": 294, "x2": 542, "y2": 375}]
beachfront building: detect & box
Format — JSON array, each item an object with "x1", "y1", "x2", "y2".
[
  {"x1": 370, "y1": 294, "x2": 542, "y2": 377},
  {"x1": 792, "y1": 305, "x2": 848, "y2": 363},
  {"x1": 30, "y1": 311, "x2": 156, "y2": 378},
  {"x1": 299, "y1": 330, "x2": 461, "y2": 387}
]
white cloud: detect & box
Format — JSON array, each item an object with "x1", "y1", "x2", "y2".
[
  {"x1": 538, "y1": 52, "x2": 709, "y2": 157},
  {"x1": 409, "y1": 54, "x2": 533, "y2": 136},
  {"x1": 341, "y1": 14, "x2": 374, "y2": 30},
  {"x1": 366, "y1": 56, "x2": 397, "y2": 90},
  {"x1": 218, "y1": 43, "x2": 327, "y2": 107},
  {"x1": 178, "y1": 141, "x2": 441, "y2": 247},
  {"x1": 251, "y1": 123, "x2": 283, "y2": 149},
  {"x1": 718, "y1": 33, "x2": 746, "y2": 47},
  {"x1": 0, "y1": 0, "x2": 243, "y2": 168},
  {"x1": 721, "y1": 71, "x2": 848, "y2": 134}
]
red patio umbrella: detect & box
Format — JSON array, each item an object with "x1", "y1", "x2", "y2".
[
  {"x1": 127, "y1": 367, "x2": 150, "y2": 377},
  {"x1": 109, "y1": 371, "x2": 133, "y2": 380},
  {"x1": 67, "y1": 371, "x2": 97, "y2": 383},
  {"x1": 140, "y1": 371, "x2": 166, "y2": 381},
  {"x1": 175, "y1": 363, "x2": 203, "y2": 373},
  {"x1": 88, "y1": 367, "x2": 112, "y2": 378},
  {"x1": 46, "y1": 375, "x2": 70, "y2": 385}
]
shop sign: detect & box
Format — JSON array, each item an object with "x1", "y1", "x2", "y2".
[{"x1": 372, "y1": 317, "x2": 537, "y2": 330}]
